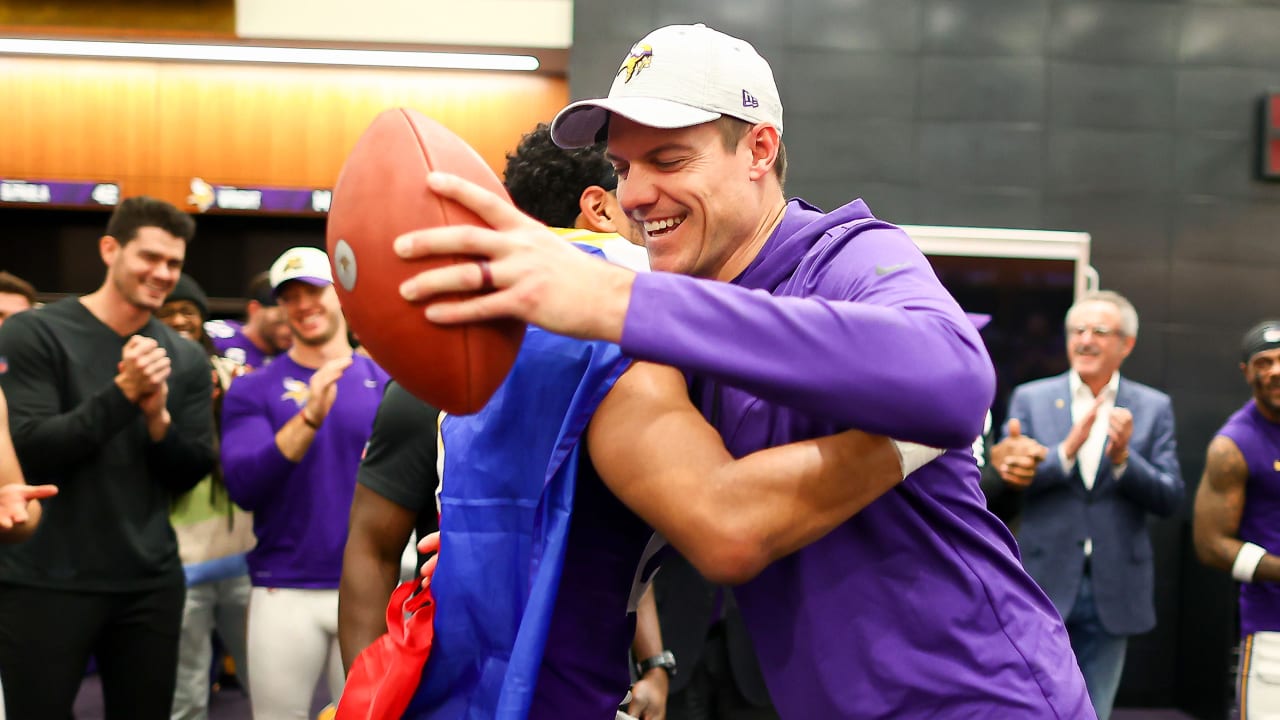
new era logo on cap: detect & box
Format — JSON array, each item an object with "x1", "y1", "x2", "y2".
[{"x1": 742, "y1": 90, "x2": 759, "y2": 108}]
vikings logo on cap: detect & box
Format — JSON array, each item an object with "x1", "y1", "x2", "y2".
[{"x1": 618, "y1": 43, "x2": 653, "y2": 83}]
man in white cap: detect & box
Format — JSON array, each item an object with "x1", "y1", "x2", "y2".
[
  {"x1": 221, "y1": 246, "x2": 388, "y2": 720},
  {"x1": 393, "y1": 24, "x2": 1092, "y2": 718}
]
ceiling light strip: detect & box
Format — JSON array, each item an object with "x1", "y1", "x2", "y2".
[{"x1": 0, "y1": 38, "x2": 540, "y2": 71}]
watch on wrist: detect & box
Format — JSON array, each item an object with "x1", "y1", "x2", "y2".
[{"x1": 636, "y1": 650, "x2": 677, "y2": 678}]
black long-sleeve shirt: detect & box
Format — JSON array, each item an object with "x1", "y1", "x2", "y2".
[{"x1": 0, "y1": 298, "x2": 215, "y2": 591}]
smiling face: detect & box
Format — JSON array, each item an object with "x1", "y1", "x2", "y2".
[
  {"x1": 247, "y1": 301, "x2": 294, "y2": 354},
  {"x1": 103, "y1": 227, "x2": 186, "y2": 313},
  {"x1": 606, "y1": 117, "x2": 778, "y2": 281},
  {"x1": 277, "y1": 281, "x2": 344, "y2": 347},
  {"x1": 1065, "y1": 300, "x2": 1134, "y2": 387},
  {"x1": 156, "y1": 299, "x2": 204, "y2": 342}
]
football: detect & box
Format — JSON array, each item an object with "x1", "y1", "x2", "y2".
[{"x1": 326, "y1": 108, "x2": 524, "y2": 415}]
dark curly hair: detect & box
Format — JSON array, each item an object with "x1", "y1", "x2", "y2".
[{"x1": 503, "y1": 123, "x2": 618, "y2": 228}]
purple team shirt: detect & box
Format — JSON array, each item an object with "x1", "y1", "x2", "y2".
[
  {"x1": 620, "y1": 198, "x2": 1094, "y2": 718},
  {"x1": 207, "y1": 319, "x2": 275, "y2": 370},
  {"x1": 1218, "y1": 401, "x2": 1280, "y2": 637},
  {"x1": 221, "y1": 353, "x2": 388, "y2": 589}
]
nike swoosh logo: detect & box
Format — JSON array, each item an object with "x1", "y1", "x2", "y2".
[{"x1": 875, "y1": 262, "x2": 910, "y2": 276}]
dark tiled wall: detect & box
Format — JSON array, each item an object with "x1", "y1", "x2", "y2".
[{"x1": 572, "y1": 1, "x2": 1280, "y2": 716}]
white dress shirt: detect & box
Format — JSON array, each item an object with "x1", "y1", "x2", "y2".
[
  {"x1": 1060, "y1": 371, "x2": 1120, "y2": 491},
  {"x1": 1059, "y1": 372, "x2": 1122, "y2": 559}
]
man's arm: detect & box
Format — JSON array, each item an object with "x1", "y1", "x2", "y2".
[
  {"x1": 617, "y1": 256, "x2": 992, "y2": 449},
  {"x1": 273, "y1": 356, "x2": 353, "y2": 463},
  {"x1": 220, "y1": 377, "x2": 297, "y2": 511},
  {"x1": 392, "y1": 174, "x2": 992, "y2": 448},
  {"x1": 588, "y1": 362, "x2": 908, "y2": 585},
  {"x1": 0, "y1": 314, "x2": 142, "y2": 477},
  {"x1": 627, "y1": 586, "x2": 668, "y2": 720},
  {"x1": 339, "y1": 484, "x2": 418, "y2": 672},
  {"x1": 1193, "y1": 435, "x2": 1280, "y2": 581},
  {"x1": 144, "y1": 347, "x2": 215, "y2": 494},
  {"x1": 1112, "y1": 398, "x2": 1184, "y2": 517},
  {"x1": 0, "y1": 387, "x2": 56, "y2": 542},
  {"x1": 339, "y1": 381, "x2": 441, "y2": 672}
]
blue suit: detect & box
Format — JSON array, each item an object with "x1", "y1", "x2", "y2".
[{"x1": 1003, "y1": 372, "x2": 1183, "y2": 718}]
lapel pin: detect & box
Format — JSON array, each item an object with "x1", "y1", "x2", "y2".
[{"x1": 1055, "y1": 398, "x2": 1065, "y2": 409}]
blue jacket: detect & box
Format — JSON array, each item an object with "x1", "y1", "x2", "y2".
[{"x1": 1005, "y1": 372, "x2": 1183, "y2": 635}]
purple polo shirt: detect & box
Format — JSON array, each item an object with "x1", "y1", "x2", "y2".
[
  {"x1": 221, "y1": 353, "x2": 388, "y2": 588},
  {"x1": 1218, "y1": 400, "x2": 1280, "y2": 637},
  {"x1": 620, "y1": 198, "x2": 1093, "y2": 718}
]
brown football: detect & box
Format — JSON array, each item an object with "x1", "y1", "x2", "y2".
[{"x1": 326, "y1": 107, "x2": 524, "y2": 415}]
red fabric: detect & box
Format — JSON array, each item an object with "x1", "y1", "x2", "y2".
[{"x1": 336, "y1": 580, "x2": 436, "y2": 720}]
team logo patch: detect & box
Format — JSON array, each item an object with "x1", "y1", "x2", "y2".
[
  {"x1": 281, "y1": 377, "x2": 310, "y2": 407},
  {"x1": 283, "y1": 255, "x2": 304, "y2": 272},
  {"x1": 618, "y1": 44, "x2": 653, "y2": 83}
]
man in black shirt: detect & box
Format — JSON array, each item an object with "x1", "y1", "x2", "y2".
[
  {"x1": 338, "y1": 381, "x2": 440, "y2": 673},
  {"x1": 0, "y1": 196, "x2": 215, "y2": 719}
]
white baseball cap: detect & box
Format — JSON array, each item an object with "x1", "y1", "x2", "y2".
[
  {"x1": 551, "y1": 24, "x2": 783, "y2": 148},
  {"x1": 269, "y1": 246, "x2": 333, "y2": 295}
]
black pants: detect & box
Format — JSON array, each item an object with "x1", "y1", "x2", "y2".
[{"x1": 0, "y1": 576, "x2": 185, "y2": 720}]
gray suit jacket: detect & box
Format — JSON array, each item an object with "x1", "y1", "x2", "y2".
[{"x1": 1003, "y1": 372, "x2": 1183, "y2": 636}]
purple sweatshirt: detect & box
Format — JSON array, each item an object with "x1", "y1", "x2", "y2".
[
  {"x1": 1218, "y1": 400, "x2": 1280, "y2": 637},
  {"x1": 220, "y1": 353, "x2": 387, "y2": 588},
  {"x1": 621, "y1": 198, "x2": 1094, "y2": 719}
]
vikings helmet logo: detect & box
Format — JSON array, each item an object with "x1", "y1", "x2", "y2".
[
  {"x1": 188, "y1": 178, "x2": 215, "y2": 213},
  {"x1": 281, "y1": 377, "x2": 310, "y2": 407},
  {"x1": 618, "y1": 44, "x2": 653, "y2": 83}
]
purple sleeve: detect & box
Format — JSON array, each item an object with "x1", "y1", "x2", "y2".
[
  {"x1": 620, "y1": 226, "x2": 994, "y2": 448},
  {"x1": 219, "y1": 376, "x2": 296, "y2": 511}
]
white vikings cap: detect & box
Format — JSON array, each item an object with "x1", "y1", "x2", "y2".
[
  {"x1": 551, "y1": 24, "x2": 783, "y2": 148},
  {"x1": 269, "y1": 246, "x2": 333, "y2": 295}
]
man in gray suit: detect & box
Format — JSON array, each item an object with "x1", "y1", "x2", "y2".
[{"x1": 991, "y1": 290, "x2": 1183, "y2": 720}]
